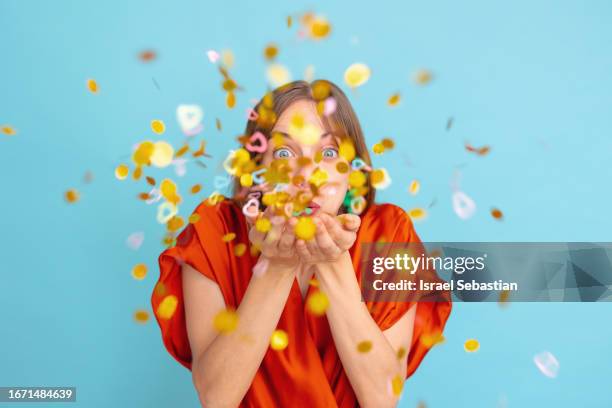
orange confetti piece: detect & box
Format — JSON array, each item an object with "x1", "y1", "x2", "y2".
[
  {"x1": 491, "y1": 207, "x2": 503, "y2": 220},
  {"x1": 465, "y1": 143, "x2": 491, "y2": 156},
  {"x1": 133, "y1": 309, "x2": 150, "y2": 324},
  {"x1": 1, "y1": 125, "x2": 16, "y2": 136},
  {"x1": 64, "y1": 189, "x2": 80, "y2": 203},
  {"x1": 357, "y1": 340, "x2": 373, "y2": 353},
  {"x1": 190, "y1": 184, "x2": 202, "y2": 194},
  {"x1": 131, "y1": 263, "x2": 147, "y2": 280},
  {"x1": 387, "y1": 93, "x2": 401, "y2": 106},
  {"x1": 222, "y1": 232, "x2": 236, "y2": 242}
]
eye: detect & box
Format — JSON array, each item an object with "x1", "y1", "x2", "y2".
[
  {"x1": 273, "y1": 147, "x2": 295, "y2": 159},
  {"x1": 321, "y1": 147, "x2": 338, "y2": 159}
]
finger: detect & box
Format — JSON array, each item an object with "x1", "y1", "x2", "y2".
[
  {"x1": 278, "y1": 217, "x2": 297, "y2": 252},
  {"x1": 337, "y1": 214, "x2": 361, "y2": 232},
  {"x1": 306, "y1": 231, "x2": 319, "y2": 257},
  {"x1": 296, "y1": 239, "x2": 312, "y2": 260},
  {"x1": 263, "y1": 215, "x2": 286, "y2": 248},
  {"x1": 321, "y1": 213, "x2": 346, "y2": 241},
  {"x1": 314, "y1": 218, "x2": 341, "y2": 257}
]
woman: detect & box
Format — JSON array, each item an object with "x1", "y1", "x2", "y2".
[{"x1": 152, "y1": 80, "x2": 452, "y2": 407}]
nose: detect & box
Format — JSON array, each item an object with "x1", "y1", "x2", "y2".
[{"x1": 294, "y1": 157, "x2": 316, "y2": 189}]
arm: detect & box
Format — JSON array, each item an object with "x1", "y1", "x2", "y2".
[
  {"x1": 183, "y1": 260, "x2": 295, "y2": 408},
  {"x1": 315, "y1": 252, "x2": 416, "y2": 408}
]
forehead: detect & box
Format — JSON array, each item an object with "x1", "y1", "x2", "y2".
[{"x1": 272, "y1": 99, "x2": 325, "y2": 133}]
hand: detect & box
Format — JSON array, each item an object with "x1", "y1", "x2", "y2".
[
  {"x1": 248, "y1": 207, "x2": 300, "y2": 268},
  {"x1": 295, "y1": 212, "x2": 361, "y2": 265}
]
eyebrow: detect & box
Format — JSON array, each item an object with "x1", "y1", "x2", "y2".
[{"x1": 274, "y1": 131, "x2": 336, "y2": 145}]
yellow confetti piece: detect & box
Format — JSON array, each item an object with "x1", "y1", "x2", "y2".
[
  {"x1": 357, "y1": 340, "x2": 373, "y2": 353},
  {"x1": 335, "y1": 161, "x2": 350, "y2": 174},
  {"x1": 295, "y1": 216, "x2": 316, "y2": 241},
  {"x1": 348, "y1": 170, "x2": 366, "y2": 188},
  {"x1": 132, "y1": 165, "x2": 142, "y2": 180},
  {"x1": 408, "y1": 207, "x2": 427, "y2": 221},
  {"x1": 409, "y1": 180, "x2": 420, "y2": 195},
  {"x1": 287, "y1": 15, "x2": 293, "y2": 28},
  {"x1": 338, "y1": 140, "x2": 356, "y2": 162},
  {"x1": 390, "y1": 374, "x2": 404, "y2": 397},
  {"x1": 151, "y1": 141, "x2": 174, "y2": 168},
  {"x1": 1, "y1": 125, "x2": 16, "y2": 136},
  {"x1": 267, "y1": 63, "x2": 291, "y2": 88},
  {"x1": 166, "y1": 215, "x2": 184, "y2": 232},
  {"x1": 309, "y1": 168, "x2": 328, "y2": 187},
  {"x1": 420, "y1": 332, "x2": 445, "y2": 347},
  {"x1": 157, "y1": 201, "x2": 178, "y2": 224},
  {"x1": 154, "y1": 282, "x2": 167, "y2": 297},
  {"x1": 151, "y1": 119, "x2": 165, "y2": 135},
  {"x1": 132, "y1": 141, "x2": 155, "y2": 166},
  {"x1": 264, "y1": 43, "x2": 279, "y2": 60},
  {"x1": 308, "y1": 278, "x2": 319, "y2": 287},
  {"x1": 226, "y1": 92, "x2": 236, "y2": 108},
  {"x1": 413, "y1": 69, "x2": 433, "y2": 85},
  {"x1": 464, "y1": 338, "x2": 480, "y2": 352},
  {"x1": 240, "y1": 173, "x2": 253, "y2": 187},
  {"x1": 388, "y1": 93, "x2": 401, "y2": 106},
  {"x1": 371, "y1": 168, "x2": 391, "y2": 190},
  {"x1": 234, "y1": 243, "x2": 247, "y2": 256},
  {"x1": 396, "y1": 347, "x2": 407, "y2": 359},
  {"x1": 64, "y1": 189, "x2": 80, "y2": 203},
  {"x1": 114, "y1": 164, "x2": 129, "y2": 180},
  {"x1": 222, "y1": 232, "x2": 236, "y2": 242},
  {"x1": 255, "y1": 218, "x2": 272, "y2": 233},
  {"x1": 157, "y1": 295, "x2": 178, "y2": 320},
  {"x1": 213, "y1": 309, "x2": 239, "y2": 333},
  {"x1": 381, "y1": 138, "x2": 395, "y2": 149},
  {"x1": 372, "y1": 143, "x2": 385, "y2": 154},
  {"x1": 309, "y1": 16, "x2": 331, "y2": 40},
  {"x1": 344, "y1": 63, "x2": 371, "y2": 88},
  {"x1": 131, "y1": 263, "x2": 147, "y2": 280},
  {"x1": 270, "y1": 329, "x2": 289, "y2": 350},
  {"x1": 133, "y1": 309, "x2": 150, "y2": 324},
  {"x1": 160, "y1": 179, "x2": 181, "y2": 204},
  {"x1": 86, "y1": 78, "x2": 99, "y2": 93},
  {"x1": 306, "y1": 291, "x2": 329, "y2": 316},
  {"x1": 188, "y1": 213, "x2": 201, "y2": 224}
]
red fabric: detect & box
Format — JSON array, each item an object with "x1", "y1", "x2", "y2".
[{"x1": 151, "y1": 199, "x2": 452, "y2": 407}]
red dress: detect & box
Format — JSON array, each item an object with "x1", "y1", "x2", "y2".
[{"x1": 151, "y1": 199, "x2": 452, "y2": 407}]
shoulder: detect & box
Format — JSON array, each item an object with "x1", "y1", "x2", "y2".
[
  {"x1": 364, "y1": 202, "x2": 414, "y2": 227},
  {"x1": 191, "y1": 197, "x2": 243, "y2": 231}
]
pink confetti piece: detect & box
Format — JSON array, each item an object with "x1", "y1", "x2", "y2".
[
  {"x1": 172, "y1": 158, "x2": 187, "y2": 177},
  {"x1": 246, "y1": 108, "x2": 259, "y2": 121},
  {"x1": 242, "y1": 198, "x2": 260, "y2": 218},
  {"x1": 534, "y1": 351, "x2": 560, "y2": 378},
  {"x1": 126, "y1": 232, "x2": 145, "y2": 250},
  {"x1": 245, "y1": 131, "x2": 268, "y2": 153},
  {"x1": 323, "y1": 97, "x2": 337, "y2": 116},
  {"x1": 206, "y1": 50, "x2": 220, "y2": 63}
]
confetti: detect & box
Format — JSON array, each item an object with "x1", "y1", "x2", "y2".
[
  {"x1": 270, "y1": 329, "x2": 289, "y2": 350},
  {"x1": 145, "y1": 187, "x2": 162, "y2": 204},
  {"x1": 308, "y1": 15, "x2": 331, "y2": 40},
  {"x1": 176, "y1": 104, "x2": 204, "y2": 136},
  {"x1": 151, "y1": 119, "x2": 165, "y2": 135},
  {"x1": 452, "y1": 191, "x2": 476, "y2": 220},
  {"x1": 133, "y1": 309, "x2": 150, "y2": 324},
  {"x1": 132, "y1": 141, "x2": 155, "y2": 166},
  {"x1": 150, "y1": 141, "x2": 175, "y2": 168},
  {"x1": 304, "y1": 64, "x2": 315, "y2": 82},
  {"x1": 396, "y1": 347, "x2": 407, "y2": 359},
  {"x1": 126, "y1": 232, "x2": 144, "y2": 250},
  {"x1": 86, "y1": 78, "x2": 99, "y2": 93},
  {"x1": 242, "y1": 198, "x2": 260, "y2": 218},
  {"x1": 533, "y1": 351, "x2": 560, "y2": 378},
  {"x1": 206, "y1": 50, "x2": 220, "y2": 63},
  {"x1": 220, "y1": 49, "x2": 234, "y2": 69},
  {"x1": 131, "y1": 263, "x2": 147, "y2": 280},
  {"x1": 421, "y1": 332, "x2": 445, "y2": 347},
  {"x1": 408, "y1": 207, "x2": 427, "y2": 221},
  {"x1": 323, "y1": 97, "x2": 337, "y2": 115},
  {"x1": 222, "y1": 232, "x2": 237, "y2": 242},
  {"x1": 1, "y1": 125, "x2": 16, "y2": 136},
  {"x1": 371, "y1": 168, "x2": 391, "y2": 189},
  {"x1": 64, "y1": 189, "x2": 80, "y2": 203},
  {"x1": 295, "y1": 216, "x2": 316, "y2": 241},
  {"x1": 226, "y1": 91, "x2": 236, "y2": 108},
  {"x1": 188, "y1": 213, "x2": 200, "y2": 224},
  {"x1": 264, "y1": 43, "x2": 279, "y2": 60},
  {"x1": 160, "y1": 178, "x2": 181, "y2": 205},
  {"x1": 413, "y1": 69, "x2": 433, "y2": 85},
  {"x1": 390, "y1": 375, "x2": 404, "y2": 397},
  {"x1": 357, "y1": 340, "x2": 373, "y2": 353},
  {"x1": 409, "y1": 180, "x2": 420, "y2": 195},
  {"x1": 344, "y1": 63, "x2": 371, "y2": 88},
  {"x1": 246, "y1": 131, "x2": 268, "y2": 153},
  {"x1": 157, "y1": 295, "x2": 178, "y2": 320},
  {"x1": 166, "y1": 215, "x2": 184, "y2": 232},
  {"x1": 157, "y1": 201, "x2": 178, "y2": 224},
  {"x1": 491, "y1": 207, "x2": 503, "y2": 220},
  {"x1": 214, "y1": 175, "x2": 232, "y2": 190},
  {"x1": 213, "y1": 309, "x2": 239, "y2": 333},
  {"x1": 388, "y1": 93, "x2": 401, "y2": 106},
  {"x1": 348, "y1": 171, "x2": 366, "y2": 188},
  {"x1": 267, "y1": 63, "x2": 292, "y2": 88},
  {"x1": 498, "y1": 289, "x2": 510, "y2": 307},
  {"x1": 350, "y1": 196, "x2": 366, "y2": 215},
  {"x1": 464, "y1": 338, "x2": 480, "y2": 352},
  {"x1": 255, "y1": 217, "x2": 272, "y2": 233},
  {"x1": 465, "y1": 143, "x2": 491, "y2": 156},
  {"x1": 115, "y1": 164, "x2": 129, "y2": 180},
  {"x1": 306, "y1": 291, "x2": 329, "y2": 315},
  {"x1": 234, "y1": 243, "x2": 247, "y2": 256},
  {"x1": 138, "y1": 49, "x2": 156, "y2": 62},
  {"x1": 446, "y1": 117, "x2": 454, "y2": 131}
]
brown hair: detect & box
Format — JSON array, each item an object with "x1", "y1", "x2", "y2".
[{"x1": 231, "y1": 79, "x2": 376, "y2": 212}]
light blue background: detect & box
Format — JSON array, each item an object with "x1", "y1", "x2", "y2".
[{"x1": 1, "y1": 0, "x2": 611, "y2": 406}]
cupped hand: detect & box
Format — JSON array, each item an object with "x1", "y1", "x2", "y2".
[
  {"x1": 295, "y1": 212, "x2": 361, "y2": 264},
  {"x1": 248, "y1": 207, "x2": 300, "y2": 268}
]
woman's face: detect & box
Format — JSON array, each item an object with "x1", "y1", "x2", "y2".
[{"x1": 260, "y1": 99, "x2": 349, "y2": 216}]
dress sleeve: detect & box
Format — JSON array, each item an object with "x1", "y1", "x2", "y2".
[
  {"x1": 150, "y1": 202, "x2": 224, "y2": 371},
  {"x1": 365, "y1": 204, "x2": 452, "y2": 379}
]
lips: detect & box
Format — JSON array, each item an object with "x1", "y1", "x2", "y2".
[{"x1": 307, "y1": 201, "x2": 321, "y2": 215}]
